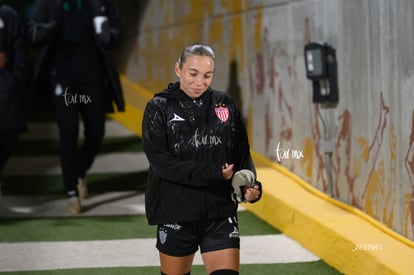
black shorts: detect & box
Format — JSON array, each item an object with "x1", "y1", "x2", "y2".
[{"x1": 156, "y1": 216, "x2": 240, "y2": 257}]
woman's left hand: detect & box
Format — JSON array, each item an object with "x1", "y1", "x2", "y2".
[{"x1": 243, "y1": 185, "x2": 261, "y2": 202}]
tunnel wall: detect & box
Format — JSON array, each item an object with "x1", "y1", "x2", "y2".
[{"x1": 118, "y1": 0, "x2": 414, "y2": 241}]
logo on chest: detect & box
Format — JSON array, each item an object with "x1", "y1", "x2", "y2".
[
  {"x1": 215, "y1": 103, "x2": 229, "y2": 122},
  {"x1": 168, "y1": 113, "x2": 186, "y2": 122}
]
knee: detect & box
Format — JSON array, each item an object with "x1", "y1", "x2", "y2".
[{"x1": 210, "y1": 270, "x2": 239, "y2": 275}]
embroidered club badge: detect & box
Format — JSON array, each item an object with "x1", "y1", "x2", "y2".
[
  {"x1": 215, "y1": 104, "x2": 229, "y2": 122},
  {"x1": 159, "y1": 229, "x2": 167, "y2": 244}
]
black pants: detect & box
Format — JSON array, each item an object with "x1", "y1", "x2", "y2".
[
  {"x1": 0, "y1": 132, "x2": 18, "y2": 174},
  {"x1": 53, "y1": 83, "x2": 106, "y2": 196}
]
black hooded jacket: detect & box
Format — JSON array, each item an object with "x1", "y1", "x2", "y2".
[
  {"x1": 142, "y1": 82, "x2": 259, "y2": 225},
  {"x1": 0, "y1": 3, "x2": 27, "y2": 133}
]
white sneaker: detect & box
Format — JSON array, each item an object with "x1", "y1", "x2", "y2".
[
  {"x1": 67, "y1": 196, "x2": 81, "y2": 214},
  {"x1": 77, "y1": 178, "x2": 88, "y2": 200}
]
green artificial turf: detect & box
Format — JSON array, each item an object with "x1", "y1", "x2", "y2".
[
  {"x1": 4, "y1": 261, "x2": 342, "y2": 275},
  {"x1": 1, "y1": 172, "x2": 147, "y2": 195},
  {"x1": 0, "y1": 211, "x2": 278, "y2": 243},
  {"x1": 0, "y1": 215, "x2": 153, "y2": 242}
]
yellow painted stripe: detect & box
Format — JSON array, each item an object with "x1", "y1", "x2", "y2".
[
  {"x1": 112, "y1": 75, "x2": 414, "y2": 275},
  {"x1": 107, "y1": 76, "x2": 154, "y2": 137},
  {"x1": 243, "y1": 151, "x2": 414, "y2": 275},
  {"x1": 249, "y1": 151, "x2": 414, "y2": 250}
]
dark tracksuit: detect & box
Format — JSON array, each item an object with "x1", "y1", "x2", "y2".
[
  {"x1": 142, "y1": 82, "x2": 261, "y2": 226},
  {"x1": 0, "y1": 3, "x2": 27, "y2": 173},
  {"x1": 27, "y1": 0, "x2": 124, "y2": 196}
]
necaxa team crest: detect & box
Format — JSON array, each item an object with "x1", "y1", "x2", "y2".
[{"x1": 215, "y1": 103, "x2": 229, "y2": 122}]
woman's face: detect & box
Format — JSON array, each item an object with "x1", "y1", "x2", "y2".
[{"x1": 175, "y1": 55, "x2": 214, "y2": 99}]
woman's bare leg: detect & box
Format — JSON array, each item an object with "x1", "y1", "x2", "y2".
[
  {"x1": 202, "y1": 248, "x2": 239, "y2": 274},
  {"x1": 159, "y1": 251, "x2": 195, "y2": 275}
]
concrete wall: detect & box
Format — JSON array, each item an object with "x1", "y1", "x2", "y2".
[{"x1": 119, "y1": 0, "x2": 414, "y2": 241}]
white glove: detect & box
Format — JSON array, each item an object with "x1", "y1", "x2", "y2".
[
  {"x1": 93, "y1": 16, "x2": 110, "y2": 43},
  {"x1": 231, "y1": 169, "x2": 255, "y2": 203}
]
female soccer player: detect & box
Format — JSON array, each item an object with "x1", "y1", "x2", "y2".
[{"x1": 142, "y1": 43, "x2": 262, "y2": 275}]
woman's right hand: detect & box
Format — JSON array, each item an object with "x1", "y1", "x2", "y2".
[{"x1": 222, "y1": 163, "x2": 234, "y2": 180}]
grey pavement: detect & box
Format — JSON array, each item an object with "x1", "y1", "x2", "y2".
[
  {"x1": 0, "y1": 191, "x2": 145, "y2": 218},
  {"x1": 2, "y1": 153, "x2": 149, "y2": 175}
]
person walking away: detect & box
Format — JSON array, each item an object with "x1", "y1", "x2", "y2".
[
  {"x1": 26, "y1": 0, "x2": 124, "y2": 214},
  {"x1": 0, "y1": 0, "x2": 27, "y2": 180}
]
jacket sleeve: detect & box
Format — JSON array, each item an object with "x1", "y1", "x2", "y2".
[
  {"x1": 26, "y1": 0, "x2": 58, "y2": 45},
  {"x1": 104, "y1": 0, "x2": 121, "y2": 48},
  {"x1": 11, "y1": 10, "x2": 27, "y2": 93},
  {"x1": 232, "y1": 102, "x2": 263, "y2": 203},
  {"x1": 142, "y1": 99, "x2": 225, "y2": 187},
  {"x1": 0, "y1": 6, "x2": 27, "y2": 96},
  {"x1": 233, "y1": 104, "x2": 256, "y2": 174}
]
